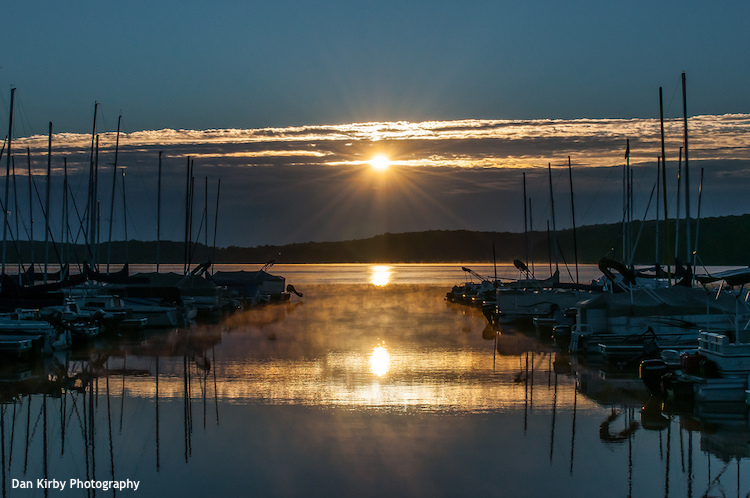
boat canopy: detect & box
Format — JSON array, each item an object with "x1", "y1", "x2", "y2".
[
  {"x1": 695, "y1": 268, "x2": 750, "y2": 287},
  {"x1": 576, "y1": 286, "x2": 736, "y2": 316}
]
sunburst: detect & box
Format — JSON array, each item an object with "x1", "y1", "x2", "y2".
[{"x1": 369, "y1": 155, "x2": 391, "y2": 172}]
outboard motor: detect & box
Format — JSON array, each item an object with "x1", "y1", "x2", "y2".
[
  {"x1": 286, "y1": 284, "x2": 303, "y2": 297},
  {"x1": 639, "y1": 359, "x2": 669, "y2": 395}
]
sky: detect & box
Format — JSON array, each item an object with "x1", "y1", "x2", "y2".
[{"x1": 0, "y1": 1, "x2": 749, "y2": 250}]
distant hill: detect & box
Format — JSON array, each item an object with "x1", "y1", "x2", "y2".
[
  {"x1": 211, "y1": 213, "x2": 749, "y2": 265},
  {"x1": 8, "y1": 214, "x2": 750, "y2": 266}
]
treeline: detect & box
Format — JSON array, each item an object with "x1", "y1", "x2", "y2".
[{"x1": 5, "y1": 214, "x2": 749, "y2": 266}]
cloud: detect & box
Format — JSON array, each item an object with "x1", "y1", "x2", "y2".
[{"x1": 6, "y1": 115, "x2": 748, "y2": 247}]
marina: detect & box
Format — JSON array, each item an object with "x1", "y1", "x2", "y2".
[
  {"x1": 1, "y1": 264, "x2": 750, "y2": 496},
  {"x1": 1, "y1": 0, "x2": 749, "y2": 495}
]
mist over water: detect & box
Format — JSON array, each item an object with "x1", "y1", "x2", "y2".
[{"x1": 2, "y1": 265, "x2": 749, "y2": 496}]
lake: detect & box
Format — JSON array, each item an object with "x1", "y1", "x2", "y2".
[{"x1": 1, "y1": 264, "x2": 748, "y2": 497}]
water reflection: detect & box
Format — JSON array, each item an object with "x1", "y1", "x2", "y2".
[
  {"x1": 369, "y1": 265, "x2": 391, "y2": 286},
  {"x1": 370, "y1": 342, "x2": 390, "y2": 377},
  {"x1": 1, "y1": 280, "x2": 750, "y2": 496}
]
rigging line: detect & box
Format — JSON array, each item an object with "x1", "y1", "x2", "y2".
[
  {"x1": 0, "y1": 193, "x2": 28, "y2": 272},
  {"x1": 190, "y1": 209, "x2": 207, "y2": 262},
  {"x1": 19, "y1": 150, "x2": 49, "y2": 245},
  {"x1": 9, "y1": 91, "x2": 34, "y2": 139},
  {"x1": 30, "y1": 168, "x2": 64, "y2": 266},
  {"x1": 97, "y1": 104, "x2": 110, "y2": 135},
  {"x1": 120, "y1": 119, "x2": 160, "y2": 225},
  {"x1": 68, "y1": 187, "x2": 88, "y2": 246},
  {"x1": 117, "y1": 176, "x2": 143, "y2": 241},
  {"x1": 555, "y1": 239, "x2": 574, "y2": 282},
  {"x1": 663, "y1": 75, "x2": 683, "y2": 119}
]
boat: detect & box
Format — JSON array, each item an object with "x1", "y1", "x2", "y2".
[
  {"x1": 41, "y1": 297, "x2": 147, "y2": 336},
  {"x1": 482, "y1": 270, "x2": 596, "y2": 325},
  {"x1": 445, "y1": 267, "x2": 499, "y2": 306},
  {"x1": 63, "y1": 286, "x2": 181, "y2": 329},
  {"x1": 0, "y1": 334, "x2": 36, "y2": 360},
  {"x1": 639, "y1": 324, "x2": 750, "y2": 404},
  {"x1": 0, "y1": 313, "x2": 71, "y2": 354},
  {"x1": 210, "y1": 260, "x2": 301, "y2": 307},
  {"x1": 568, "y1": 284, "x2": 746, "y2": 354}
]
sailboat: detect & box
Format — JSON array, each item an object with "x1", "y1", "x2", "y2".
[
  {"x1": 570, "y1": 77, "x2": 735, "y2": 358},
  {"x1": 482, "y1": 167, "x2": 600, "y2": 326}
]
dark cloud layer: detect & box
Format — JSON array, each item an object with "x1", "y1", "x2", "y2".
[{"x1": 5, "y1": 116, "x2": 748, "y2": 247}]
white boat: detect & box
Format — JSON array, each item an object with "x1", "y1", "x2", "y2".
[
  {"x1": 485, "y1": 287, "x2": 590, "y2": 325},
  {"x1": 694, "y1": 376, "x2": 749, "y2": 403},
  {"x1": 63, "y1": 289, "x2": 179, "y2": 329},
  {"x1": 482, "y1": 270, "x2": 599, "y2": 325},
  {"x1": 0, "y1": 334, "x2": 36, "y2": 359},
  {"x1": 82, "y1": 295, "x2": 179, "y2": 328},
  {"x1": 0, "y1": 314, "x2": 71, "y2": 354},
  {"x1": 569, "y1": 285, "x2": 746, "y2": 354},
  {"x1": 211, "y1": 261, "x2": 301, "y2": 307},
  {"x1": 639, "y1": 322, "x2": 750, "y2": 403},
  {"x1": 699, "y1": 330, "x2": 750, "y2": 376}
]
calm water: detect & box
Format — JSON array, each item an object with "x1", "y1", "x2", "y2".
[{"x1": 2, "y1": 264, "x2": 749, "y2": 497}]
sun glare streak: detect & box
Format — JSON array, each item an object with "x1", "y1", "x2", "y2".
[
  {"x1": 370, "y1": 342, "x2": 390, "y2": 377},
  {"x1": 370, "y1": 265, "x2": 391, "y2": 286},
  {"x1": 369, "y1": 155, "x2": 391, "y2": 171}
]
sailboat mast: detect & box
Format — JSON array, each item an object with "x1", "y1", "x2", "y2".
[
  {"x1": 623, "y1": 139, "x2": 630, "y2": 263},
  {"x1": 157, "y1": 151, "x2": 162, "y2": 273},
  {"x1": 547, "y1": 163, "x2": 558, "y2": 274},
  {"x1": 183, "y1": 156, "x2": 191, "y2": 274},
  {"x1": 204, "y1": 176, "x2": 208, "y2": 260},
  {"x1": 682, "y1": 72, "x2": 691, "y2": 263},
  {"x1": 2, "y1": 88, "x2": 15, "y2": 275},
  {"x1": 674, "y1": 147, "x2": 682, "y2": 260},
  {"x1": 26, "y1": 149, "x2": 34, "y2": 271},
  {"x1": 546, "y1": 220, "x2": 552, "y2": 275},
  {"x1": 528, "y1": 199, "x2": 534, "y2": 277},
  {"x1": 107, "y1": 115, "x2": 121, "y2": 273},
  {"x1": 523, "y1": 172, "x2": 528, "y2": 267},
  {"x1": 693, "y1": 168, "x2": 704, "y2": 269},
  {"x1": 62, "y1": 158, "x2": 68, "y2": 268},
  {"x1": 12, "y1": 155, "x2": 20, "y2": 273},
  {"x1": 44, "y1": 122, "x2": 52, "y2": 283},
  {"x1": 659, "y1": 88, "x2": 671, "y2": 284},
  {"x1": 122, "y1": 170, "x2": 129, "y2": 262},
  {"x1": 88, "y1": 102, "x2": 98, "y2": 260},
  {"x1": 568, "y1": 157, "x2": 579, "y2": 284},
  {"x1": 655, "y1": 156, "x2": 660, "y2": 268},
  {"x1": 188, "y1": 173, "x2": 195, "y2": 270},
  {"x1": 212, "y1": 178, "x2": 221, "y2": 268},
  {"x1": 629, "y1": 169, "x2": 634, "y2": 265},
  {"x1": 95, "y1": 136, "x2": 100, "y2": 268}
]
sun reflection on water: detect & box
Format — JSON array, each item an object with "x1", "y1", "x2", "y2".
[
  {"x1": 370, "y1": 342, "x2": 390, "y2": 377},
  {"x1": 370, "y1": 265, "x2": 391, "y2": 286}
]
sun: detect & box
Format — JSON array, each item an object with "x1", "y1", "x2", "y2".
[{"x1": 369, "y1": 155, "x2": 391, "y2": 171}]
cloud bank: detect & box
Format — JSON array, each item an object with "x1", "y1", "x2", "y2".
[{"x1": 5, "y1": 115, "x2": 749, "y2": 247}]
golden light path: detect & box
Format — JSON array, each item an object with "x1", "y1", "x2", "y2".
[
  {"x1": 92, "y1": 349, "x2": 608, "y2": 414},
  {"x1": 370, "y1": 342, "x2": 390, "y2": 377},
  {"x1": 370, "y1": 265, "x2": 391, "y2": 286}
]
